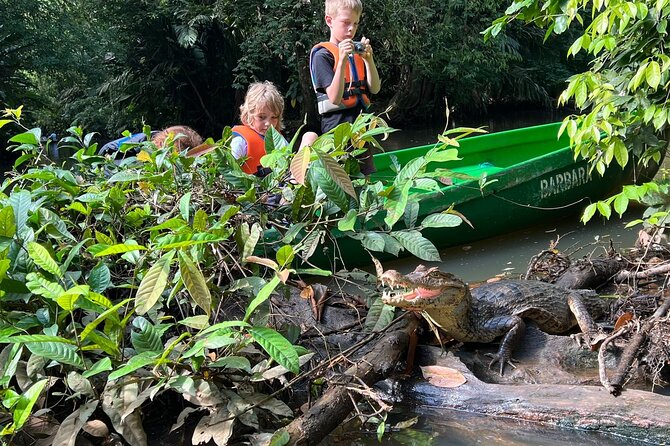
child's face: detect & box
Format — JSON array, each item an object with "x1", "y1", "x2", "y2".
[
  {"x1": 326, "y1": 8, "x2": 360, "y2": 43},
  {"x1": 249, "y1": 105, "x2": 280, "y2": 136}
]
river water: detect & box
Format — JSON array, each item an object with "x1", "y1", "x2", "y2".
[{"x1": 334, "y1": 110, "x2": 657, "y2": 446}]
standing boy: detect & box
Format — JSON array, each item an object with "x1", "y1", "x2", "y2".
[{"x1": 310, "y1": 0, "x2": 381, "y2": 175}]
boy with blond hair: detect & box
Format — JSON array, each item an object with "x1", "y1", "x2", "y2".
[{"x1": 310, "y1": 0, "x2": 381, "y2": 175}]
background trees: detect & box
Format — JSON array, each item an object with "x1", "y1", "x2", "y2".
[{"x1": 1, "y1": 0, "x2": 582, "y2": 147}]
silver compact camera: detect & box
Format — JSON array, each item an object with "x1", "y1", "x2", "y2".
[{"x1": 353, "y1": 41, "x2": 366, "y2": 53}]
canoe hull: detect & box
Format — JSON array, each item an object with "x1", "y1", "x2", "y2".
[{"x1": 311, "y1": 122, "x2": 660, "y2": 269}]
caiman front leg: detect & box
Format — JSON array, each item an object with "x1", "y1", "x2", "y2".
[
  {"x1": 567, "y1": 293, "x2": 606, "y2": 348},
  {"x1": 481, "y1": 316, "x2": 526, "y2": 375}
]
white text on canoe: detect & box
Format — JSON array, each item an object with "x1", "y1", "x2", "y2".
[{"x1": 540, "y1": 167, "x2": 593, "y2": 198}]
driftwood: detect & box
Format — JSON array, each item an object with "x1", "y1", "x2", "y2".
[
  {"x1": 615, "y1": 261, "x2": 670, "y2": 281},
  {"x1": 554, "y1": 256, "x2": 627, "y2": 289},
  {"x1": 407, "y1": 347, "x2": 670, "y2": 444},
  {"x1": 284, "y1": 315, "x2": 421, "y2": 446}
]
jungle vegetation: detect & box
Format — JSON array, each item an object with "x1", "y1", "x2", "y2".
[{"x1": 2, "y1": 0, "x2": 670, "y2": 444}]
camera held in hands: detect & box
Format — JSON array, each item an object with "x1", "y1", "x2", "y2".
[{"x1": 353, "y1": 41, "x2": 366, "y2": 54}]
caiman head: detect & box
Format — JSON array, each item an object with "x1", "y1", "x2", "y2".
[{"x1": 379, "y1": 265, "x2": 468, "y2": 310}]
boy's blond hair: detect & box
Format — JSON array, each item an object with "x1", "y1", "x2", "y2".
[
  {"x1": 325, "y1": 0, "x2": 362, "y2": 17},
  {"x1": 239, "y1": 81, "x2": 285, "y2": 130}
]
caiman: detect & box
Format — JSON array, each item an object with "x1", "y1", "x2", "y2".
[{"x1": 379, "y1": 265, "x2": 609, "y2": 374}]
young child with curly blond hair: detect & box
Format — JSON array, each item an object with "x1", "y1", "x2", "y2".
[{"x1": 232, "y1": 81, "x2": 317, "y2": 176}]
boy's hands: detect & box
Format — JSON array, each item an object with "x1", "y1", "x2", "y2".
[{"x1": 337, "y1": 37, "x2": 374, "y2": 62}]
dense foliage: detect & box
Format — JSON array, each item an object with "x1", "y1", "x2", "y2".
[
  {"x1": 485, "y1": 0, "x2": 670, "y2": 226},
  {"x1": 0, "y1": 107, "x2": 482, "y2": 444},
  {"x1": 0, "y1": 0, "x2": 583, "y2": 145}
]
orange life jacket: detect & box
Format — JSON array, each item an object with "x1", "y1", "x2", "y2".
[
  {"x1": 231, "y1": 125, "x2": 267, "y2": 174},
  {"x1": 309, "y1": 42, "x2": 370, "y2": 114}
]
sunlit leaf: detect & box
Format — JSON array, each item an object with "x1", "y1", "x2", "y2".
[
  {"x1": 249, "y1": 327, "x2": 299, "y2": 374},
  {"x1": 179, "y1": 251, "x2": 212, "y2": 316},
  {"x1": 27, "y1": 242, "x2": 62, "y2": 277},
  {"x1": 135, "y1": 251, "x2": 175, "y2": 315}
]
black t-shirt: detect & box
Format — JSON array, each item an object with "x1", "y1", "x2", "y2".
[{"x1": 311, "y1": 47, "x2": 365, "y2": 134}]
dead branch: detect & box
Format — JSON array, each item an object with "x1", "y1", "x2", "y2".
[
  {"x1": 615, "y1": 262, "x2": 670, "y2": 281},
  {"x1": 608, "y1": 297, "x2": 670, "y2": 395},
  {"x1": 283, "y1": 315, "x2": 421, "y2": 446}
]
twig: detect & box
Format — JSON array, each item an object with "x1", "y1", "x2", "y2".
[{"x1": 598, "y1": 325, "x2": 630, "y2": 395}]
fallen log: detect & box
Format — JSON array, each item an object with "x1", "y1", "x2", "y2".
[
  {"x1": 406, "y1": 347, "x2": 670, "y2": 444},
  {"x1": 554, "y1": 256, "x2": 627, "y2": 289},
  {"x1": 284, "y1": 315, "x2": 421, "y2": 446}
]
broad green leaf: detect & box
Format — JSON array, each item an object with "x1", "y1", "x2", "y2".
[
  {"x1": 646, "y1": 61, "x2": 661, "y2": 89},
  {"x1": 597, "y1": 201, "x2": 612, "y2": 219},
  {"x1": 89, "y1": 263, "x2": 111, "y2": 293},
  {"x1": 314, "y1": 148, "x2": 357, "y2": 200},
  {"x1": 241, "y1": 223, "x2": 262, "y2": 264},
  {"x1": 0, "y1": 206, "x2": 16, "y2": 238},
  {"x1": 384, "y1": 182, "x2": 411, "y2": 228},
  {"x1": 135, "y1": 251, "x2": 175, "y2": 315},
  {"x1": 179, "y1": 192, "x2": 191, "y2": 222},
  {"x1": 83, "y1": 357, "x2": 113, "y2": 378},
  {"x1": 5, "y1": 379, "x2": 48, "y2": 434},
  {"x1": 360, "y1": 232, "x2": 385, "y2": 252},
  {"x1": 244, "y1": 276, "x2": 280, "y2": 322},
  {"x1": 249, "y1": 327, "x2": 299, "y2": 374},
  {"x1": 9, "y1": 129, "x2": 40, "y2": 145},
  {"x1": 26, "y1": 343, "x2": 84, "y2": 369},
  {"x1": 80, "y1": 298, "x2": 132, "y2": 342},
  {"x1": 106, "y1": 171, "x2": 145, "y2": 183},
  {"x1": 108, "y1": 352, "x2": 158, "y2": 381},
  {"x1": 94, "y1": 244, "x2": 146, "y2": 257},
  {"x1": 179, "y1": 251, "x2": 212, "y2": 316},
  {"x1": 57, "y1": 285, "x2": 90, "y2": 311},
  {"x1": 581, "y1": 203, "x2": 596, "y2": 223},
  {"x1": 131, "y1": 317, "x2": 163, "y2": 354},
  {"x1": 25, "y1": 273, "x2": 65, "y2": 301},
  {"x1": 5, "y1": 335, "x2": 76, "y2": 344},
  {"x1": 337, "y1": 209, "x2": 358, "y2": 232},
  {"x1": 365, "y1": 299, "x2": 396, "y2": 332},
  {"x1": 379, "y1": 234, "x2": 403, "y2": 256},
  {"x1": 314, "y1": 166, "x2": 350, "y2": 211},
  {"x1": 208, "y1": 356, "x2": 252, "y2": 372},
  {"x1": 613, "y1": 194, "x2": 629, "y2": 217},
  {"x1": 8, "y1": 190, "x2": 31, "y2": 234},
  {"x1": 421, "y1": 213, "x2": 463, "y2": 228},
  {"x1": 193, "y1": 209, "x2": 208, "y2": 232},
  {"x1": 179, "y1": 315, "x2": 210, "y2": 329},
  {"x1": 276, "y1": 245, "x2": 295, "y2": 268},
  {"x1": 392, "y1": 231, "x2": 440, "y2": 262}
]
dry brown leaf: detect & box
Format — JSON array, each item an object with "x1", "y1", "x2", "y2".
[
  {"x1": 83, "y1": 420, "x2": 110, "y2": 437},
  {"x1": 300, "y1": 286, "x2": 314, "y2": 300},
  {"x1": 614, "y1": 312, "x2": 634, "y2": 331},
  {"x1": 420, "y1": 365, "x2": 467, "y2": 388}
]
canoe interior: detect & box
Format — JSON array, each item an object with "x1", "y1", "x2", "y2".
[{"x1": 371, "y1": 122, "x2": 568, "y2": 186}]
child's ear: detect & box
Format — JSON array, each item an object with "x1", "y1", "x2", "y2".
[{"x1": 325, "y1": 14, "x2": 333, "y2": 27}]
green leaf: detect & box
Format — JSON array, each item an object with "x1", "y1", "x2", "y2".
[
  {"x1": 208, "y1": 356, "x2": 252, "y2": 372},
  {"x1": 178, "y1": 315, "x2": 210, "y2": 330},
  {"x1": 27, "y1": 242, "x2": 63, "y2": 278},
  {"x1": 613, "y1": 194, "x2": 629, "y2": 217},
  {"x1": 9, "y1": 129, "x2": 40, "y2": 145},
  {"x1": 249, "y1": 327, "x2": 299, "y2": 374},
  {"x1": 0, "y1": 206, "x2": 16, "y2": 238},
  {"x1": 25, "y1": 272, "x2": 65, "y2": 301},
  {"x1": 365, "y1": 298, "x2": 396, "y2": 332},
  {"x1": 646, "y1": 61, "x2": 661, "y2": 89},
  {"x1": 337, "y1": 209, "x2": 358, "y2": 232},
  {"x1": 276, "y1": 245, "x2": 295, "y2": 268},
  {"x1": 108, "y1": 352, "x2": 158, "y2": 381},
  {"x1": 83, "y1": 358, "x2": 113, "y2": 378},
  {"x1": 94, "y1": 244, "x2": 146, "y2": 257},
  {"x1": 8, "y1": 191, "x2": 31, "y2": 234},
  {"x1": 421, "y1": 213, "x2": 463, "y2": 228},
  {"x1": 57, "y1": 285, "x2": 90, "y2": 311},
  {"x1": 25, "y1": 342, "x2": 84, "y2": 369},
  {"x1": 581, "y1": 203, "x2": 597, "y2": 223},
  {"x1": 131, "y1": 317, "x2": 163, "y2": 354},
  {"x1": 80, "y1": 298, "x2": 132, "y2": 342},
  {"x1": 392, "y1": 231, "x2": 440, "y2": 261},
  {"x1": 597, "y1": 201, "x2": 612, "y2": 219},
  {"x1": 314, "y1": 148, "x2": 357, "y2": 200},
  {"x1": 106, "y1": 171, "x2": 145, "y2": 183},
  {"x1": 89, "y1": 263, "x2": 111, "y2": 293},
  {"x1": 242, "y1": 223, "x2": 262, "y2": 263},
  {"x1": 244, "y1": 276, "x2": 280, "y2": 322},
  {"x1": 314, "y1": 166, "x2": 350, "y2": 211},
  {"x1": 179, "y1": 251, "x2": 212, "y2": 316},
  {"x1": 360, "y1": 232, "x2": 385, "y2": 252},
  {"x1": 6, "y1": 335, "x2": 76, "y2": 344},
  {"x1": 6, "y1": 379, "x2": 48, "y2": 434},
  {"x1": 179, "y1": 192, "x2": 191, "y2": 222},
  {"x1": 135, "y1": 251, "x2": 175, "y2": 315}
]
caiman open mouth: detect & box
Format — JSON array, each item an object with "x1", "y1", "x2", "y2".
[{"x1": 380, "y1": 277, "x2": 443, "y2": 301}]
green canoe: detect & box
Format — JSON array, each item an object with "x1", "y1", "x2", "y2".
[{"x1": 306, "y1": 122, "x2": 659, "y2": 269}]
